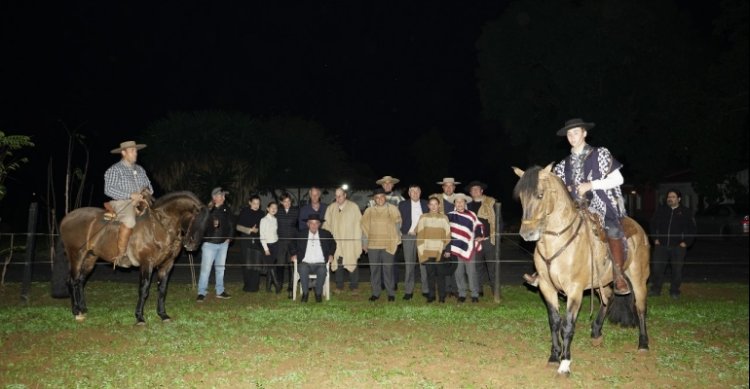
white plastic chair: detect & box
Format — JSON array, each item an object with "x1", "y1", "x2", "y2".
[{"x1": 292, "y1": 261, "x2": 331, "y2": 301}]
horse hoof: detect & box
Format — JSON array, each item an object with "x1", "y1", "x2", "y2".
[
  {"x1": 556, "y1": 360, "x2": 572, "y2": 376},
  {"x1": 162, "y1": 318, "x2": 171, "y2": 323},
  {"x1": 74, "y1": 314, "x2": 86, "y2": 322},
  {"x1": 591, "y1": 336, "x2": 604, "y2": 346},
  {"x1": 135, "y1": 321, "x2": 146, "y2": 326},
  {"x1": 637, "y1": 347, "x2": 649, "y2": 353}
]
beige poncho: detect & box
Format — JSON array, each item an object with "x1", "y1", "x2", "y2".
[{"x1": 322, "y1": 200, "x2": 363, "y2": 272}]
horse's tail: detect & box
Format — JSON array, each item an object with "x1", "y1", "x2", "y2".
[
  {"x1": 50, "y1": 237, "x2": 70, "y2": 298},
  {"x1": 607, "y1": 287, "x2": 638, "y2": 327}
]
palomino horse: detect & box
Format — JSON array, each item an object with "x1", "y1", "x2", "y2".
[
  {"x1": 56, "y1": 191, "x2": 209, "y2": 325},
  {"x1": 513, "y1": 164, "x2": 649, "y2": 376}
]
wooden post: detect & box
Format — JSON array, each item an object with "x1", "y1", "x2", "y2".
[
  {"x1": 493, "y1": 202, "x2": 503, "y2": 302},
  {"x1": 21, "y1": 201, "x2": 39, "y2": 302}
]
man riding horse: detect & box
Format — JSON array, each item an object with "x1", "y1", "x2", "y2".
[
  {"x1": 524, "y1": 118, "x2": 631, "y2": 295},
  {"x1": 103, "y1": 140, "x2": 154, "y2": 268}
]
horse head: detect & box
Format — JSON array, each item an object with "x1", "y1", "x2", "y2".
[
  {"x1": 153, "y1": 191, "x2": 210, "y2": 251},
  {"x1": 513, "y1": 163, "x2": 562, "y2": 241}
]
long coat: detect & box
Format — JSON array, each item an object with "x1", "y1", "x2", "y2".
[{"x1": 322, "y1": 200, "x2": 363, "y2": 272}]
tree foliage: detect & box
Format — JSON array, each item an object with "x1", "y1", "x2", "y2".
[{"x1": 0, "y1": 131, "x2": 35, "y2": 202}]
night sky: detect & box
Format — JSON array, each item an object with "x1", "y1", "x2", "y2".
[{"x1": 0, "y1": 1, "x2": 730, "y2": 229}]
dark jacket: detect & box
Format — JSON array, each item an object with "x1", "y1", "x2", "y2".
[
  {"x1": 650, "y1": 204, "x2": 696, "y2": 247},
  {"x1": 276, "y1": 206, "x2": 299, "y2": 239},
  {"x1": 203, "y1": 203, "x2": 234, "y2": 244},
  {"x1": 289, "y1": 228, "x2": 337, "y2": 262},
  {"x1": 398, "y1": 199, "x2": 429, "y2": 235},
  {"x1": 236, "y1": 206, "x2": 264, "y2": 250}
]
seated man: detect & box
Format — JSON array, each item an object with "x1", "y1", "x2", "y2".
[{"x1": 290, "y1": 213, "x2": 336, "y2": 302}]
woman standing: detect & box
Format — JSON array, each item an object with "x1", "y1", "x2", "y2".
[
  {"x1": 416, "y1": 196, "x2": 452, "y2": 303},
  {"x1": 236, "y1": 195, "x2": 264, "y2": 292},
  {"x1": 260, "y1": 201, "x2": 280, "y2": 292}
]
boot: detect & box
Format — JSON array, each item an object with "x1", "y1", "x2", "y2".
[
  {"x1": 113, "y1": 224, "x2": 133, "y2": 268},
  {"x1": 265, "y1": 271, "x2": 272, "y2": 292},
  {"x1": 523, "y1": 272, "x2": 539, "y2": 287},
  {"x1": 608, "y1": 238, "x2": 631, "y2": 295}
]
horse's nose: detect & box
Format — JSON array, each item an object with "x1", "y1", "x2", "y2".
[{"x1": 519, "y1": 229, "x2": 540, "y2": 242}]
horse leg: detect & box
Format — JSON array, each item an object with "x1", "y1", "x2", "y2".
[
  {"x1": 591, "y1": 288, "x2": 612, "y2": 346},
  {"x1": 558, "y1": 288, "x2": 583, "y2": 376},
  {"x1": 634, "y1": 278, "x2": 649, "y2": 351},
  {"x1": 68, "y1": 250, "x2": 96, "y2": 321},
  {"x1": 539, "y1": 283, "x2": 562, "y2": 366},
  {"x1": 135, "y1": 265, "x2": 154, "y2": 325},
  {"x1": 156, "y1": 261, "x2": 175, "y2": 322}
]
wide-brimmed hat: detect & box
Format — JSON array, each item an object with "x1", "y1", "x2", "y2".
[
  {"x1": 465, "y1": 180, "x2": 487, "y2": 191},
  {"x1": 452, "y1": 193, "x2": 472, "y2": 203},
  {"x1": 556, "y1": 118, "x2": 595, "y2": 136},
  {"x1": 375, "y1": 175, "x2": 400, "y2": 185},
  {"x1": 211, "y1": 187, "x2": 229, "y2": 196},
  {"x1": 371, "y1": 187, "x2": 387, "y2": 197},
  {"x1": 436, "y1": 177, "x2": 461, "y2": 185},
  {"x1": 304, "y1": 213, "x2": 325, "y2": 223},
  {"x1": 110, "y1": 140, "x2": 147, "y2": 154}
]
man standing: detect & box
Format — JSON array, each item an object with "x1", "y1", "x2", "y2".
[
  {"x1": 104, "y1": 140, "x2": 154, "y2": 268},
  {"x1": 398, "y1": 185, "x2": 428, "y2": 300},
  {"x1": 430, "y1": 178, "x2": 460, "y2": 214},
  {"x1": 361, "y1": 188, "x2": 402, "y2": 301},
  {"x1": 649, "y1": 189, "x2": 696, "y2": 299},
  {"x1": 465, "y1": 181, "x2": 499, "y2": 297},
  {"x1": 299, "y1": 186, "x2": 328, "y2": 231},
  {"x1": 197, "y1": 187, "x2": 234, "y2": 302},
  {"x1": 276, "y1": 193, "x2": 299, "y2": 298},
  {"x1": 369, "y1": 176, "x2": 405, "y2": 207},
  {"x1": 448, "y1": 193, "x2": 485, "y2": 303},
  {"x1": 290, "y1": 214, "x2": 336, "y2": 303},
  {"x1": 323, "y1": 187, "x2": 363, "y2": 294},
  {"x1": 524, "y1": 118, "x2": 631, "y2": 295}
]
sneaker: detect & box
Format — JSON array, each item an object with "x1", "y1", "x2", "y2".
[
  {"x1": 216, "y1": 292, "x2": 231, "y2": 299},
  {"x1": 196, "y1": 294, "x2": 205, "y2": 302}
]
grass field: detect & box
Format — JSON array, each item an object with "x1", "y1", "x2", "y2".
[{"x1": 1, "y1": 281, "x2": 748, "y2": 388}]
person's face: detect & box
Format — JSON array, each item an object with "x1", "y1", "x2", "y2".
[
  {"x1": 566, "y1": 127, "x2": 587, "y2": 149},
  {"x1": 469, "y1": 186, "x2": 483, "y2": 199},
  {"x1": 335, "y1": 189, "x2": 347, "y2": 205},
  {"x1": 428, "y1": 199, "x2": 439, "y2": 213},
  {"x1": 250, "y1": 199, "x2": 260, "y2": 210},
  {"x1": 408, "y1": 187, "x2": 421, "y2": 201},
  {"x1": 267, "y1": 203, "x2": 278, "y2": 215},
  {"x1": 307, "y1": 220, "x2": 321, "y2": 233},
  {"x1": 442, "y1": 183, "x2": 455, "y2": 195},
  {"x1": 382, "y1": 182, "x2": 394, "y2": 192},
  {"x1": 213, "y1": 193, "x2": 225, "y2": 206},
  {"x1": 281, "y1": 198, "x2": 292, "y2": 209},
  {"x1": 121, "y1": 147, "x2": 138, "y2": 164},
  {"x1": 454, "y1": 197, "x2": 466, "y2": 212},
  {"x1": 373, "y1": 194, "x2": 386, "y2": 206},
  {"x1": 666, "y1": 192, "x2": 680, "y2": 207},
  {"x1": 310, "y1": 188, "x2": 321, "y2": 202}
]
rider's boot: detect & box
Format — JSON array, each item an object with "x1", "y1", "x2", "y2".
[
  {"x1": 523, "y1": 272, "x2": 539, "y2": 287},
  {"x1": 113, "y1": 224, "x2": 133, "y2": 268},
  {"x1": 609, "y1": 237, "x2": 631, "y2": 295}
]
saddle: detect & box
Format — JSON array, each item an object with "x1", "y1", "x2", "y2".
[
  {"x1": 585, "y1": 213, "x2": 638, "y2": 243},
  {"x1": 102, "y1": 199, "x2": 151, "y2": 222}
]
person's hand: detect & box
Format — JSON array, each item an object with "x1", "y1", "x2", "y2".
[
  {"x1": 654, "y1": 239, "x2": 661, "y2": 246},
  {"x1": 327, "y1": 255, "x2": 333, "y2": 264},
  {"x1": 264, "y1": 250, "x2": 271, "y2": 256},
  {"x1": 250, "y1": 224, "x2": 259, "y2": 233},
  {"x1": 362, "y1": 244, "x2": 368, "y2": 254},
  {"x1": 576, "y1": 182, "x2": 592, "y2": 197},
  {"x1": 443, "y1": 252, "x2": 450, "y2": 258},
  {"x1": 679, "y1": 242, "x2": 687, "y2": 248},
  {"x1": 291, "y1": 255, "x2": 297, "y2": 263},
  {"x1": 130, "y1": 192, "x2": 143, "y2": 202}
]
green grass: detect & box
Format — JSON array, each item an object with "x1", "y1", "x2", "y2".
[{"x1": 0, "y1": 281, "x2": 747, "y2": 388}]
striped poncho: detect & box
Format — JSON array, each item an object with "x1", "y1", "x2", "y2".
[{"x1": 447, "y1": 209, "x2": 484, "y2": 261}]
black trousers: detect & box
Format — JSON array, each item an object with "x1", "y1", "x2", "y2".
[{"x1": 424, "y1": 258, "x2": 455, "y2": 299}]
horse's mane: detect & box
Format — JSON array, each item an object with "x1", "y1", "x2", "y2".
[
  {"x1": 153, "y1": 191, "x2": 202, "y2": 208},
  {"x1": 513, "y1": 165, "x2": 542, "y2": 199}
]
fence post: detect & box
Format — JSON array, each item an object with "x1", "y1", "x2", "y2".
[
  {"x1": 493, "y1": 202, "x2": 503, "y2": 302},
  {"x1": 21, "y1": 201, "x2": 39, "y2": 302}
]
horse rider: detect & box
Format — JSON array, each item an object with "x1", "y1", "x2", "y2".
[
  {"x1": 104, "y1": 140, "x2": 154, "y2": 268},
  {"x1": 524, "y1": 118, "x2": 631, "y2": 295}
]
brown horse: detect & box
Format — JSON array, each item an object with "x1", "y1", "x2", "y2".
[
  {"x1": 56, "y1": 191, "x2": 209, "y2": 325},
  {"x1": 513, "y1": 164, "x2": 650, "y2": 376}
]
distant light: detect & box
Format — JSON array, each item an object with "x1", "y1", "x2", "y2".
[
  {"x1": 341, "y1": 184, "x2": 349, "y2": 191},
  {"x1": 631, "y1": 190, "x2": 637, "y2": 195}
]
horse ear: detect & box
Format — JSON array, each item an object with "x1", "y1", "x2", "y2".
[
  {"x1": 543, "y1": 162, "x2": 554, "y2": 173},
  {"x1": 512, "y1": 166, "x2": 525, "y2": 178}
]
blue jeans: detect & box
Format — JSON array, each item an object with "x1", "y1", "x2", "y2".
[{"x1": 198, "y1": 241, "x2": 229, "y2": 296}]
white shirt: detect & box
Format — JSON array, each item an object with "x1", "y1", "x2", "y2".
[
  {"x1": 302, "y1": 231, "x2": 325, "y2": 264},
  {"x1": 409, "y1": 200, "x2": 423, "y2": 234},
  {"x1": 259, "y1": 214, "x2": 279, "y2": 251}
]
